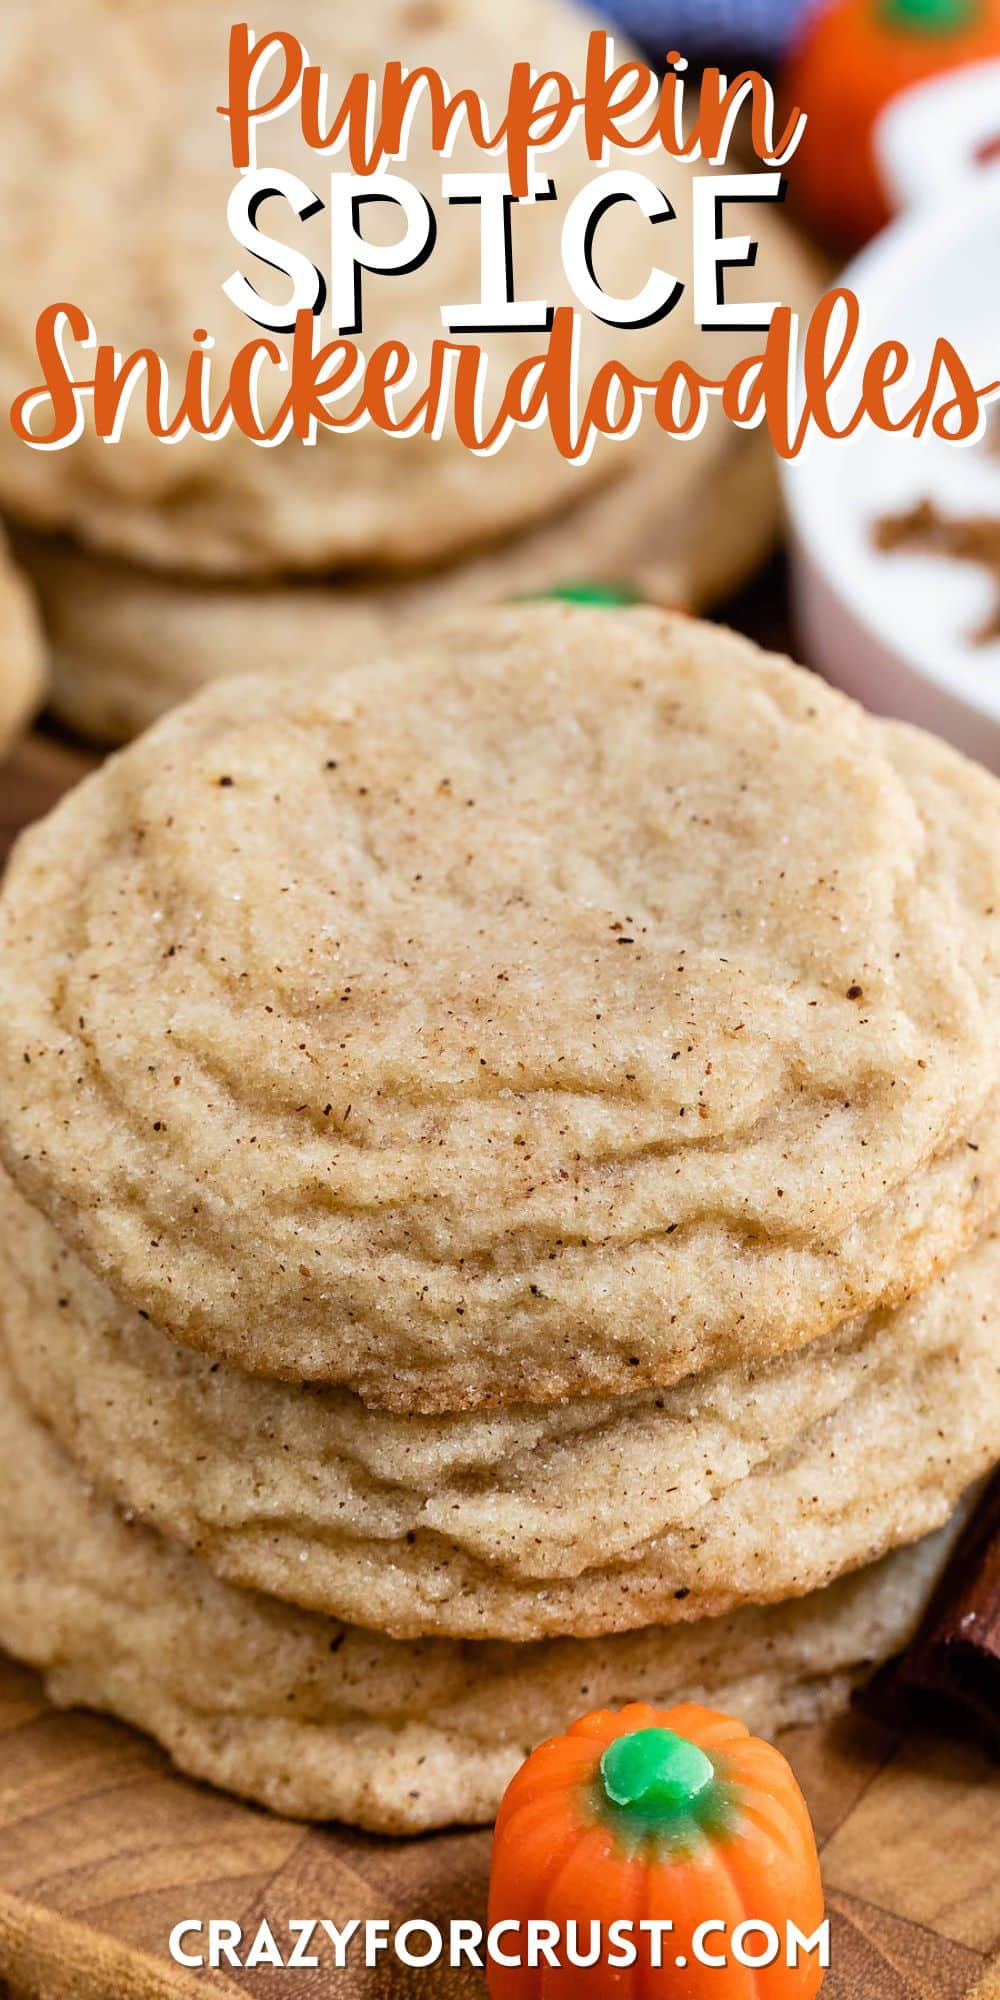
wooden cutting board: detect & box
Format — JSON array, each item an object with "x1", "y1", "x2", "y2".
[
  {"x1": 1, "y1": 726, "x2": 999, "y2": 2000},
  {"x1": 0, "y1": 1650, "x2": 999, "y2": 2000}
]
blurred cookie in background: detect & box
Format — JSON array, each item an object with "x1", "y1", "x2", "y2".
[
  {"x1": 11, "y1": 178, "x2": 822, "y2": 746},
  {"x1": 0, "y1": 0, "x2": 730, "y2": 578},
  {"x1": 15, "y1": 416, "x2": 781, "y2": 746},
  {"x1": 0, "y1": 0, "x2": 823, "y2": 753}
]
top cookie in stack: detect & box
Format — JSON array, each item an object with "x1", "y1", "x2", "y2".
[
  {"x1": 0, "y1": 0, "x2": 821, "y2": 740},
  {"x1": 2, "y1": 607, "x2": 996, "y2": 1408},
  {"x1": 0, "y1": 606, "x2": 998, "y2": 1827}
]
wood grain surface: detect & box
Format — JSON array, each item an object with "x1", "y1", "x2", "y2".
[
  {"x1": 0, "y1": 1645, "x2": 998, "y2": 2000},
  {"x1": 1, "y1": 686, "x2": 998, "y2": 2000}
]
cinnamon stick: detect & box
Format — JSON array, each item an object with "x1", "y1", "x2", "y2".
[{"x1": 856, "y1": 1471, "x2": 1000, "y2": 1752}]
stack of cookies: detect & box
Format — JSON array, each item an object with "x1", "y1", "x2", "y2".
[
  {"x1": 0, "y1": 0, "x2": 820, "y2": 745},
  {"x1": 0, "y1": 604, "x2": 997, "y2": 1833}
]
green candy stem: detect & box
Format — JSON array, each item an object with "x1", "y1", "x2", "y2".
[
  {"x1": 600, "y1": 1729, "x2": 715, "y2": 1823},
  {"x1": 541, "y1": 582, "x2": 641, "y2": 608},
  {"x1": 880, "y1": 0, "x2": 979, "y2": 30}
]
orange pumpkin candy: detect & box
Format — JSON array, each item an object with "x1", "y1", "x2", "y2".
[
  {"x1": 786, "y1": 0, "x2": 1000, "y2": 249},
  {"x1": 487, "y1": 1702, "x2": 825, "y2": 1999}
]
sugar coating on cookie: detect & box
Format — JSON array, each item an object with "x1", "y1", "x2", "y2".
[
  {"x1": 3, "y1": 1163, "x2": 998, "y2": 1639},
  {"x1": 0, "y1": 1370, "x2": 966, "y2": 1833},
  {"x1": 0, "y1": 606, "x2": 998, "y2": 1408}
]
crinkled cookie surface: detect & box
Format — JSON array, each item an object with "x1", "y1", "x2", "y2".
[
  {"x1": 3, "y1": 1166, "x2": 998, "y2": 1638},
  {"x1": 0, "y1": 607, "x2": 998, "y2": 1408},
  {"x1": 0, "y1": 1370, "x2": 964, "y2": 1832}
]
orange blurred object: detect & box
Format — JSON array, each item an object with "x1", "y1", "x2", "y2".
[
  {"x1": 486, "y1": 1701, "x2": 825, "y2": 1999},
  {"x1": 786, "y1": 0, "x2": 1000, "y2": 248}
]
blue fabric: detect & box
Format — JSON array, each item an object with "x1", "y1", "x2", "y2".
[{"x1": 590, "y1": 0, "x2": 811, "y2": 55}]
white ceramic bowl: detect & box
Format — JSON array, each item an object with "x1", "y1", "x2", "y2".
[
  {"x1": 877, "y1": 58, "x2": 1000, "y2": 208},
  {"x1": 780, "y1": 76, "x2": 1000, "y2": 770}
]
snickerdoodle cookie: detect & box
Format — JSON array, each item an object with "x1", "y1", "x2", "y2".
[
  {"x1": 0, "y1": 0, "x2": 803, "y2": 578},
  {"x1": 0, "y1": 1369, "x2": 967, "y2": 1833},
  {"x1": 0, "y1": 607, "x2": 998, "y2": 1411},
  {"x1": 3, "y1": 1163, "x2": 997, "y2": 1639},
  {"x1": 15, "y1": 417, "x2": 785, "y2": 747}
]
